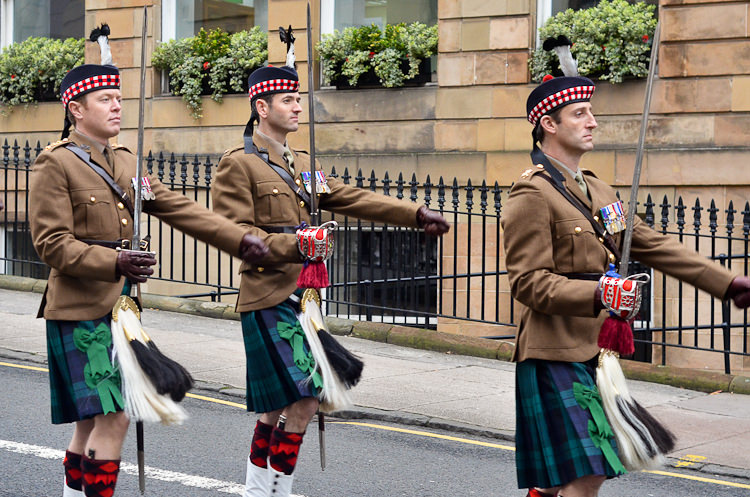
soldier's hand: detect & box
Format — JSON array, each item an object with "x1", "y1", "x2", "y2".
[
  {"x1": 417, "y1": 206, "x2": 450, "y2": 237},
  {"x1": 116, "y1": 250, "x2": 156, "y2": 283},
  {"x1": 239, "y1": 233, "x2": 269, "y2": 263},
  {"x1": 726, "y1": 276, "x2": 750, "y2": 308}
]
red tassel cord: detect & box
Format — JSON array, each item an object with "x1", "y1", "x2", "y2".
[{"x1": 296, "y1": 260, "x2": 330, "y2": 289}]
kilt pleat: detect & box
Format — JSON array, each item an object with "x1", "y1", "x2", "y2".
[
  {"x1": 241, "y1": 296, "x2": 318, "y2": 413},
  {"x1": 515, "y1": 358, "x2": 623, "y2": 489},
  {"x1": 47, "y1": 317, "x2": 122, "y2": 424}
]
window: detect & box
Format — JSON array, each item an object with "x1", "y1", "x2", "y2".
[
  {"x1": 321, "y1": 0, "x2": 437, "y2": 33},
  {"x1": 161, "y1": 0, "x2": 268, "y2": 41},
  {"x1": 0, "y1": 0, "x2": 84, "y2": 48}
]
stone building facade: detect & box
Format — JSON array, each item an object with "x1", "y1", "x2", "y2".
[{"x1": 1, "y1": 0, "x2": 748, "y2": 370}]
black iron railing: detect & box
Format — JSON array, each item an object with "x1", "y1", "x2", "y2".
[{"x1": 2, "y1": 139, "x2": 748, "y2": 373}]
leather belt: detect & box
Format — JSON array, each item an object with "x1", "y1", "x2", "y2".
[
  {"x1": 259, "y1": 225, "x2": 297, "y2": 234},
  {"x1": 563, "y1": 272, "x2": 601, "y2": 281},
  {"x1": 79, "y1": 238, "x2": 131, "y2": 249}
]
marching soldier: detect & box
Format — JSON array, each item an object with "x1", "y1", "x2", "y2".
[
  {"x1": 29, "y1": 62, "x2": 268, "y2": 496},
  {"x1": 212, "y1": 53, "x2": 450, "y2": 496},
  {"x1": 502, "y1": 71, "x2": 750, "y2": 496}
]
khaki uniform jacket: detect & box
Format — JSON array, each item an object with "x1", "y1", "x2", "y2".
[
  {"x1": 213, "y1": 132, "x2": 421, "y2": 312},
  {"x1": 30, "y1": 131, "x2": 248, "y2": 320},
  {"x1": 502, "y1": 162, "x2": 735, "y2": 363}
]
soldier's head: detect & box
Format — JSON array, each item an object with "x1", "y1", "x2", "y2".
[
  {"x1": 527, "y1": 75, "x2": 596, "y2": 156},
  {"x1": 244, "y1": 65, "x2": 301, "y2": 141},
  {"x1": 60, "y1": 64, "x2": 121, "y2": 142}
]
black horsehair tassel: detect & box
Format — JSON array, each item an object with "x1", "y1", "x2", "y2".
[
  {"x1": 124, "y1": 326, "x2": 194, "y2": 402},
  {"x1": 317, "y1": 329, "x2": 364, "y2": 388}
]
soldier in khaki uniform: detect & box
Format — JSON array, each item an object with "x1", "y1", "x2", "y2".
[
  {"x1": 212, "y1": 61, "x2": 449, "y2": 496},
  {"x1": 502, "y1": 75, "x2": 750, "y2": 497},
  {"x1": 29, "y1": 63, "x2": 268, "y2": 497}
]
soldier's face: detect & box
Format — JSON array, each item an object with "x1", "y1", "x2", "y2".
[
  {"x1": 549, "y1": 102, "x2": 597, "y2": 154},
  {"x1": 69, "y1": 89, "x2": 122, "y2": 142},
  {"x1": 264, "y1": 92, "x2": 303, "y2": 134}
]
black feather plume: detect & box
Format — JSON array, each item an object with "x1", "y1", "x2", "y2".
[{"x1": 318, "y1": 330, "x2": 364, "y2": 388}]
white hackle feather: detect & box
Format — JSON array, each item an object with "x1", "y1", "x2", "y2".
[
  {"x1": 286, "y1": 41, "x2": 296, "y2": 68},
  {"x1": 597, "y1": 352, "x2": 665, "y2": 470},
  {"x1": 553, "y1": 45, "x2": 578, "y2": 77},
  {"x1": 297, "y1": 300, "x2": 352, "y2": 413},
  {"x1": 96, "y1": 34, "x2": 113, "y2": 66},
  {"x1": 111, "y1": 304, "x2": 187, "y2": 425}
]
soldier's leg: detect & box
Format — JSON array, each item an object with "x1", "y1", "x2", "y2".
[
  {"x1": 558, "y1": 475, "x2": 606, "y2": 497},
  {"x1": 63, "y1": 419, "x2": 94, "y2": 496},
  {"x1": 244, "y1": 409, "x2": 283, "y2": 497},
  {"x1": 267, "y1": 397, "x2": 320, "y2": 497},
  {"x1": 81, "y1": 411, "x2": 129, "y2": 497}
]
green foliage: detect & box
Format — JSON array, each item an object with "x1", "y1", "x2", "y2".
[
  {"x1": 0, "y1": 37, "x2": 84, "y2": 109},
  {"x1": 529, "y1": 0, "x2": 656, "y2": 83},
  {"x1": 317, "y1": 22, "x2": 438, "y2": 88},
  {"x1": 152, "y1": 26, "x2": 267, "y2": 119}
]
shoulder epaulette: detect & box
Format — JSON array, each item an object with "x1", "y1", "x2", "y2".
[
  {"x1": 222, "y1": 145, "x2": 244, "y2": 157},
  {"x1": 111, "y1": 143, "x2": 133, "y2": 153},
  {"x1": 44, "y1": 138, "x2": 70, "y2": 151},
  {"x1": 520, "y1": 164, "x2": 546, "y2": 180}
]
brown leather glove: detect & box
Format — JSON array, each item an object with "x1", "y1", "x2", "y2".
[
  {"x1": 417, "y1": 206, "x2": 450, "y2": 237},
  {"x1": 239, "y1": 233, "x2": 269, "y2": 264},
  {"x1": 726, "y1": 276, "x2": 750, "y2": 308},
  {"x1": 116, "y1": 250, "x2": 156, "y2": 283}
]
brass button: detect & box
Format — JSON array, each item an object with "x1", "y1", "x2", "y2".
[
  {"x1": 295, "y1": 178, "x2": 301, "y2": 185},
  {"x1": 272, "y1": 188, "x2": 279, "y2": 195},
  {"x1": 574, "y1": 226, "x2": 582, "y2": 234},
  {"x1": 90, "y1": 196, "x2": 96, "y2": 203},
  {"x1": 299, "y1": 200, "x2": 305, "y2": 207},
  {"x1": 536, "y1": 164, "x2": 544, "y2": 169},
  {"x1": 117, "y1": 202, "x2": 125, "y2": 210},
  {"x1": 121, "y1": 218, "x2": 128, "y2": 226},
  {"x1": 256, "y1": 266, "x2": 264, "y2": 273},
  {"x1": 609, "y1": 253, "x2": 616, "y2": 263},
  {"x1": 598, "y1": 237, "x2": 604, "y2": 243},
  {"x1": 593, "y1": 215, "x2": 599, "y2": 222}
]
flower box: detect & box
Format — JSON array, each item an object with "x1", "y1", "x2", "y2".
[{"x1": 330, "y1": 58, "x2": 431, "y2": 90}]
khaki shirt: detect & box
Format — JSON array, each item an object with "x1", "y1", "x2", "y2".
[
  {"x1": 29, "y1": 131, "x2": 249, "y2": 320},
  {"x1": 502, "y1": 162, "x2": 735, "y2": 363},
  {"x1": 213, "y1": 132, "x2": 421, "y2": 312}
]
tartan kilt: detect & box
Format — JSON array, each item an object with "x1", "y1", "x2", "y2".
[
  {"x1": 515, "y1": 358, "x2": 623, "y2": 489},
  {"x1": 47, "y1": 316, "x2": 123, "y2": 424},
  {"x1": 240, "y1": 294, "x2": 318, "y2": 413}
]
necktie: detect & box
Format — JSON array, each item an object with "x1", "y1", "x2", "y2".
[
  {"x1": 103, "y1": 147, "x2": 114, "y2": 169},
  {"x1": 574, "y1": 171, "x2": 588, "y2": 198},
  {"x1": 283, "y1": 149, "x2": 295, "y2": 176}
]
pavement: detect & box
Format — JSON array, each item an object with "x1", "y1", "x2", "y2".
[{"x1": 1, "y1": 275, "x2": 749, "y2": 482}]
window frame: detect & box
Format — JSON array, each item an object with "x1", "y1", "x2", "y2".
[{"x1": 1, "y1": 0, "x2": 14, "y2": 49}]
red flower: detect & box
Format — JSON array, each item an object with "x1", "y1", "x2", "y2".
[
  {"x1": 642, "y1": 34, "x2": 649, "y2": 42},
  {"x1": 202, "y1": 61, "x2": 210, "y2": 70},
  {"x1": 368, "y1": 51, "x2": 375, "y2": 58},
  {"x1": 10, "y1": 74, "x2": 15, "y2": 79},
  {"x1": 601, "y1": 45, "x2": 606, "y2": 51}
]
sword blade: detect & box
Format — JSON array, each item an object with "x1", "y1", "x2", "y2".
[
  {"x1": 619, "y1": 21, "x2": 660, "y2": 277},
  {"x1": 133, "y1": 5, "x2": 148, "y2": 250},
  {"x1": 306, "y1": 2, "x2": 318, "y2": 224}
]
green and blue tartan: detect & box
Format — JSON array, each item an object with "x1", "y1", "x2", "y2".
[
  {"x1": 240, "y1": 293, "x2": 319, "y2": 413},
  {"x1": 515, "y1": 358, "x2": 624, "y2": 489},
  {"x1": 47, "y1": 316, "x2": 123, "y2": 424}
]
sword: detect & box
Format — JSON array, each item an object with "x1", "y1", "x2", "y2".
[
  {"x1": 133, "y1": 6, "x2": 149, "y2": 495},
  {"x1": 306, "y1": 2, "x2": 326, "y2": 471},
  {"x1": 618, "y1": 21, "x2": 660, "y2": 277}
]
